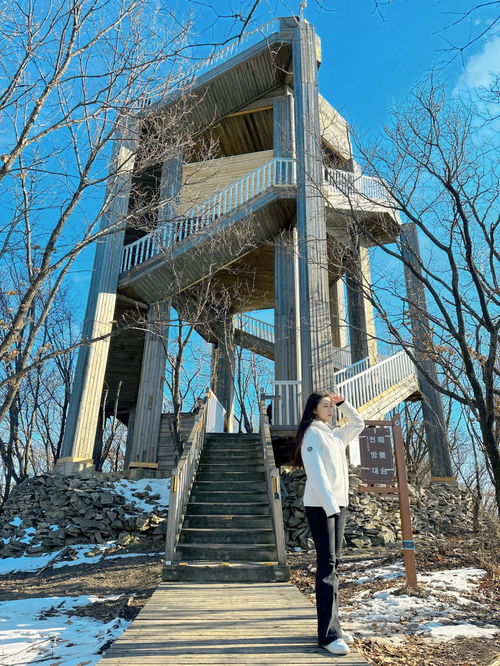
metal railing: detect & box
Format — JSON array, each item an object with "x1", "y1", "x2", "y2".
[
  {"x1": 324, "y1": 166, "x2": 390, "y2": 202},
  {"x1": 270, "y1": 351, "x2": 416, "y2": 427},
  {"x1": 121, "y1": 157, "x2": 296, "y2": 272},
  {"x1": 259, "y1": 393, "x2": 286, "y2": 565},
  {"x1": 164, "y1": 390, "x2": 220, "y2": 564}
]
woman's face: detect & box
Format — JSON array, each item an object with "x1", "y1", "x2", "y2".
[{"x1": 313, "y1": 397, "x2": 333, "y2": 423}]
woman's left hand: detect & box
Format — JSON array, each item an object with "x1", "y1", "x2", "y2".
[{"x1": 330, "y1": 392, "x2": 344, "y2": 405}]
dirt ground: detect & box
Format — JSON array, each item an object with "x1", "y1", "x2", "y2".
[{"x1": 1, "y1": 533, "x2": 499, "y2": 664}]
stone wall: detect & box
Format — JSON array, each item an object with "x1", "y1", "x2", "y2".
[
  {"x1": 0, "y1": 474, "x2": 167, "y2": 557},
  {"x1": 281, "y1": 468, "x2": 476, "y2": 550}
]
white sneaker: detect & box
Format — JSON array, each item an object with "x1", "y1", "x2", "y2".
[
  {"x1": 341, "y1": 631, "x2": 354, "y2": 645},
  {"x1": 323, "y1": 639, "x2": 350, "y2": 656}
]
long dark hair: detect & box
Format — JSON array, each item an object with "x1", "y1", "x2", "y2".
[{"x1": 290, "y1": 391, "x2": 331, "y2": 467}]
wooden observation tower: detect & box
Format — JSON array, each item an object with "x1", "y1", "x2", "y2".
[{"x1": 56, "y1": 16, "x2": 453, "y2": 482}]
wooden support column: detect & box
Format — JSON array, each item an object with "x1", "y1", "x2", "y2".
[
  {"x1": 293, "y1": 20, "x2": 336, "y2": 396},
  {"x1": 360, "y1": 246, "x2": 378, "y2": 366},
  {"x1": 211, "y1": 319, "x2": 235, "y2": 433},
  {"x1": 128, "y1": 300, "x2": 170, "y2": 466},
  {"x1": 274, "y1": 227, "x2": 301, "y2": 382},
  {"x1": 57, "y1": 121, "x2": 138, "y2": 475},
  {"x1": 158, "y1": 152, "x2": 183, "y2": 235},
  {"x1": 345, "y1": 241, "x2": 370, "y2": 364},
  {"x1": 400, "y1": 223, "x2": 454, "y2": 480},
  {"x1": 273, "y1": 91, "x2": 300, "y2": 383},
  {"x1": 124, "y1": 405, "x2": 136, "y2": 469},
  {"x1": 273, "y1": 91, "x2": 295, "y2": 159},
  {"x1": 329, "y1": 277, "x2": 348, "y2": 351}
]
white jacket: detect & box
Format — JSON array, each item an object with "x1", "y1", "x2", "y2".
[{"x1": 301, "y1": 401, "x2": 364, "y2": 516}]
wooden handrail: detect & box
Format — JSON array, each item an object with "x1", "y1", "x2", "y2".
[
  {"x1": 164, "y1": 391, "x2": 216, "y2": 564},
  {"x1": 259, "y1": 392, "x2": 286, "y2": 565}
]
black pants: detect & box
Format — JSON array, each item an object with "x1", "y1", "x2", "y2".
[{"x1": 305, "y1": 506, "x2": 347, "y2": 646}]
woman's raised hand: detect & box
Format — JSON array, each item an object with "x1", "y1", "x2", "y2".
[{"x1": 330, "y1": 392, "x2": 344, "y2": 405}]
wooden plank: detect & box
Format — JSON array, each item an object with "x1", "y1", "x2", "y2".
[{"x1": 101, "y1": 582, "x2": 368, "y2": 664}]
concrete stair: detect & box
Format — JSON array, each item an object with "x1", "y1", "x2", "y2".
[{"x1": 163, "y1": 433, "x2": 290, "y2": 583}]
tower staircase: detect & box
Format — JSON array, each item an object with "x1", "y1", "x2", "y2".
[{"x1": 163, "y1": 396, "x2": 289, "y2": 583}]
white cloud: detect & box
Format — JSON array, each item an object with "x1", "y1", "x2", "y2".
[{"x1": 454, "y1": 35, "x2": 500, "y2": 93}]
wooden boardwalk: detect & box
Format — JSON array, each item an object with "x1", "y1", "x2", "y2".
[{"x1": 101, "y1": 581, "x2": 368, "y2": 665}]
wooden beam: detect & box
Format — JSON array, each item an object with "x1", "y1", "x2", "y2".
[{"x1": 225, "y1": 105, "x2": 273, "y2": 118}]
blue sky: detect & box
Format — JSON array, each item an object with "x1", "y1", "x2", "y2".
[{"x1": 194, "y1": 0, "x2": 499, "y2": 130}]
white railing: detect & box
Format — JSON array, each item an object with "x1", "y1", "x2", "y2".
[
  {"x1": 270, "y1": 351, "x2": 416, "y2": 427},
  {"x1": 334, "y1": 350, "x2": 415, "y2": 410},
  {"x1": 270, "y1": 380, "x2": 302, "y2": 427},
  {"x1": 332, "y1": 357, "x2": 369, "y2": 384},
  {"x1": 177, "y1": 19, "x2": 282, "y2": 89},
  {"x1": 235, "y1": 314, "x2": 275, "y2": 343},
  {"x1": 333, "y1": 345, "x2": 352, "y2": 370},
  {"x1": 324, "y1": 166, "x2": 390, "y2": 203},
  {"x1": 205, "y1": 391, "x2": 226, "y2": 433},
  {"x1": 121, "y1": 157, "x2": 296, "y2": 272}
]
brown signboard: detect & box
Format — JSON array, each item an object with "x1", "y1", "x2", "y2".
[{"x1": 359, "y1": 425, "x2": 395, "y2": 484}]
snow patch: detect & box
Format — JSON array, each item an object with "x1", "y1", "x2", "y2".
[
  {"x1": 109, "y1": 478, "x2": 170, "y2": 512},
  {"x1": 0, "y1": 595, "x2": 129, "y2": 665},
  {"x1": 342, "y1": 566, "x2": 498, "y2": 642}
]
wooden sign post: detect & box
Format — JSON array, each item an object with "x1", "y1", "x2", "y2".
[{"x1": 358, "y1": 414, "x2": 417, "y2": 588}]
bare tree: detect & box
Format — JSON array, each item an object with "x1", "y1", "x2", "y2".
[
  {"x1": 346, "y1": 79, "x2": 499, "y2": 513},
  {"x1": 0, "y1": 0, "x2": 267, "y2": 494}
]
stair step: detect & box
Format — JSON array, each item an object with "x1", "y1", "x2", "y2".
[
  {"x1": 186, "y1": 501, "x2": 270, "y2": 515},
  {"x1": 179, "y1": 527, "x2": 275, "y2": 544},
  {"x1": 183, "y1": 514, "x2": 273, "y2": 529},
  {"x1": 200, "y1": 451, "x2": 262, "y2": 461},
  {"x1": 192, "y1": 479, "x2": 262, "y2": 491},
  {"x1": 197, "y1": 462, "x2": 264, "y2": 471},
  {"x1": 190, "y1": 489, "x2": 268, "y2": 502},
  {"x1": 175, "y1": 543, "x2": 277, "y2": 561},
  {"x1": 162, "y1": 561, "x2": 290, "y2": 583},
  {"x1": 196, "y1": 470, "x2": 265, "y2": 482},
  {"x1": 203, "y1": 440, "x2": 261, "y2": 449},
  {"x1": 205, "y1": 434, "x2": 260, "y2": 443}
]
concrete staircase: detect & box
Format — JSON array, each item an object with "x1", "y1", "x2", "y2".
[{"x1": 163, "y1": 433, "x2": 290, "y2": 583}]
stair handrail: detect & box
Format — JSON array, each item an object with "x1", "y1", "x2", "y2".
[
  {"x1": 121, "y1": 156, "x2": 297, "y2": 272},
  {"x1": 234, "y1": 313, "x2": 275, "y2": 343},
  {"x1": 165, "y1": 390, "x2": 217, "y2": 564},
  {"x1": 334, "y1": 350, "x2": 416, "y2": 410},
  {"x1": 323, "y1": 166, "x2": 390, "y2": 202},
  {"x1": 259, "y1": 391, "x2": 287, "y2": 565},
  {"x1": 270, "y1": 350, "x2": 416, "y2": 426},
  {"x1": 332, "y1": 356, "x2": 369, "y2": 384}
]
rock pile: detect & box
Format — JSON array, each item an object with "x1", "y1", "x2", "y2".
[
  {"x1": 281, "y1": 468, "x2": 476, "y2": 550},
  {"x1": 0, "y1": 474, "x2": 168, "y2": 558}
]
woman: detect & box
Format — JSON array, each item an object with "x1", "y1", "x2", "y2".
[{"x1": 292, "y1": 390, "x2": 364, "y2": 656}]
